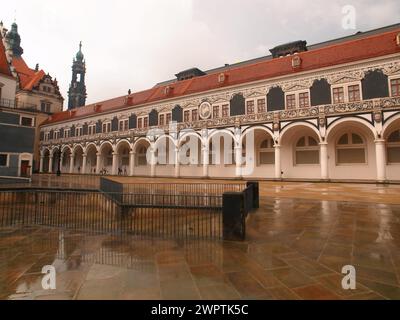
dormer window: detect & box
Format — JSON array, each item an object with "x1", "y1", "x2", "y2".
[
  {"x1": 218, "y1": 73, "x2": 226, "y2": 83},
  {"x1": 164, "y1": 86, "x2": 172, "y2": 96}
]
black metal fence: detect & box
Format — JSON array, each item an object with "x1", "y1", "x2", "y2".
[
  {"x1": 0, "y1": 190, "x2": 223, "y2": 239},
  {"x1": 0, "y1": 180, "x2": 259, "y2": 241}
]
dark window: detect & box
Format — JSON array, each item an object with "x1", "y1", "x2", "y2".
[
  {"x1": 362, "y1": 69, "x2": 389, "y2": 99},
  {"x1": 21, "y1": 117, "x2": 33, "y2": 126},
  {"x1": 267, "y1": 86, "x2": 285, "y2": 111},
  {"x1": 0, "y1": 154, "x2": 8, "y2": 166}
]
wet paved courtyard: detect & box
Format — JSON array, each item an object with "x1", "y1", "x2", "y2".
[{"x1": 1, "y1": 181, "x2": 400, "y2": 300}]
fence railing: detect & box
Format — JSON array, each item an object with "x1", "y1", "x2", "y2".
[
  {"x1": 31, "y1": 174, "x2": 101, "y2": 189},
  {"x1": 0, "y1": 180, "x2": 259, "y2": 240},
  {"x1": 0, "y1": 190, "x2": 223, "y2": 239}
]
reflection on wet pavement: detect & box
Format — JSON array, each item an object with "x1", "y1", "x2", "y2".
[{"x1": 1, "y1": 182, "x2": 400, "y2": 300}]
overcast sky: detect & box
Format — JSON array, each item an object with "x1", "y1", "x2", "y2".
[{"x1": 2, "y1": 0, "x2": 399, "y2": 108}]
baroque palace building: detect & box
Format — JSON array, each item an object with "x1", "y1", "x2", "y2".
[
  {"x1": 39, "y1": 24, "x2": 400, "y2": 182},
  {"x1": 0, "y1": 21, "x2": 64, "y2": 178}
]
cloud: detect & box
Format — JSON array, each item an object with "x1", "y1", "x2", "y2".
[{"x1": 1, "y1": 0, "x2": 399, "y2": 108}]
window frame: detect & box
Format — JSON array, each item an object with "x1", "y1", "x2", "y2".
[
  {"x1": 0, "y1": 153, "x2": 9, "y2": 167},
  {"x1": 386, "y1": 129, "x2": 400, "y2": 164},
  {"x1": 118, "y1": 119, "x2": 129, "y2": 131},
  {"x1": 75, "y1": 126, "x2": 83, "y2": 137},
  {"x1": 64, "y1": 129, "x2": 71, "y2": 138},
  {"x1": 88, "y1": 124, "x2": 96, "y2": 135},
  {"x1": 183, "y1": 107, "x2": 199, "y2": 122},
  {"x1": 294, "y1": 135, "x2": 320, "y2": 166},
  {"x1": 388, "y1": 76, "x2": 400, "y2": 97},
  {"x1": 331, "y1": 82, "x2": 363, "y2": 104},
  {"x1": 102, "y1": 122, "x2": 111, "y2": 133},
  {"x1": 335, "y1": 131, "x2": 368, "y2": 165},
  {"x1": 20, "y1": 116, "x2": 34, "y2": 127},
  {"x1": 258, "y1": 138, "x2": 275, "y2": 165},
  {"x1": 284, "y1": 89, "x2": 310, "y2": 110},
  {"x1": 137, "y1": 116, "x2": 148, "y2": 129}
]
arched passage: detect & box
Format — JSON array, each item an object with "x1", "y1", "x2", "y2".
[
  {"x1": 279, "y1": 123, "x2": 322, "y2": 179},
  {"x1": 86, "y1": 143, "x2": 98, "y2": 174},
  {"x1": 41, "y1": 148, "x2": 51, "y2": 173},
  {"x1": 207, "y1": 130, "x2": 236, "y2": 178},
  {"x1": 115, "y1": 140, "x2": 131, "y2": 175},
  {"x1": 154, "y1": 136, "x2": 176, "y2": 177},
  {"x1": 241, "y1": 127, "x2": 275, "y2": 178},
  {"x1": 178, "y1": 134, "x2": 203, "y2": 177},
  {"x1": 326, "y1": 118, "x2": 376, "y2": 180},
  {"x1": 61, "y1": 146, "x2": 72, "y2": 173},
  {"x1": 98, "y1": 142, "x2": 114, "y2": 175},
  {"x1": 133, "y1": 138, "x2": 151, "y2": 176},
  {"x1": 382, "y1": 114, "x2": 400, "y2": 180},
  {"x1": 72, "y1": 145, "x2": 84, "y2": 174}
]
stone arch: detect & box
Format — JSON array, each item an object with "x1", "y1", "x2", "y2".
[
  {"x1": 279, "y1": 121, "x2": 322, "y2": 144},
  {"x1": 382, "y1": 113, "x2": 400, "y2": 138},
  {"x1": 326, "y1": 117, "x2": 377, "y2": 141},
  {"x1": 326, "y1": 117, "x2": 377, "y2": 180}
]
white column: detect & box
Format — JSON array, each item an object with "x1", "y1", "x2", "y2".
[
  {"x1": 82, "y1": 154, "x2": 87, "y2": 174},
  {"x1": 320, "y1": 142, "x2": 329, "y2": 180},
  {"x1": 39, "y1": 156, "x2": 44, "y2": 173},
  {"x1": 150, "y1": 148, "x2": 156, "y2": 177},
  {"x1": 112, "y1": 152, "x2": 118, "y2": 175},
  {"x1": 96, "y1": 153, "x2": 101, "y2": 174},
  {"x1": 375, "y1": 139, "x2": 386, "y2": 182},
  {"x1": 202, "y1": 145, "x2": 209, "y2": 178},
  {"x1": 129, "y1": 151, "x2": 135, "y2": 176},
  {"x1": 48, "y1": 155, "x2": 53, "y2": 174},
  {"x1": 69, "y1": 155, "x2": 74, "y2": 174},
  {"x1": 235, "y1": 145, "x2": 242, "y2": 178},
  {"x1": 274, "y1": 144, "x2": 281, "y2": 179},
  {"x1": 174, "y1": 148, "x2": 180, "y2": 178}
]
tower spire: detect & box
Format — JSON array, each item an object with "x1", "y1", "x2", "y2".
[{"x1": 68, "y1": 41, "x2": 87, "y2": 109}]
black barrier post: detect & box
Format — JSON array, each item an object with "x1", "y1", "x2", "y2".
[
  {"x1": 246, "y1": 181, "x2": 259, "y2": 209},
  {"x1": 223, "y1": 192, "x2": 245, "y2": 241}
]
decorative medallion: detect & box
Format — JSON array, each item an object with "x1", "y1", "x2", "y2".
[
  {"x1": 291, "y1": 55, "x2": 302, "y2": 69},
  {"x1": 199, "y1": 102, "x2": 212, "y2": 120}
]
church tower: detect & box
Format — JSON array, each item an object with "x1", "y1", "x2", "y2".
[{"x1": 67, "y1": 42, "x2": 87, "y2": 109}]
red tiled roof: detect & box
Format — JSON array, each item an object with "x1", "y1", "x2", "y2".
[
  {"x1": 0, "y1": 38, "x2": 12, "y2": 77},
  {"x1": 43, "y1": 28, "x2": 400, "y2": 125},
  {"x1": 12, "y1": 56, "x2": 46, "y2": 90}
]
